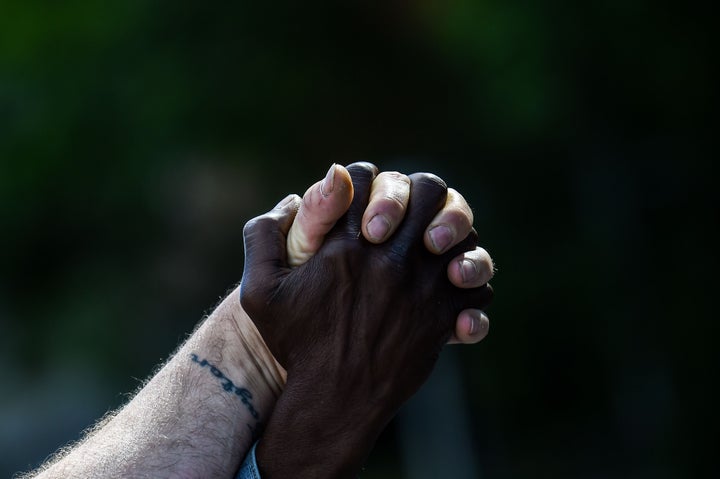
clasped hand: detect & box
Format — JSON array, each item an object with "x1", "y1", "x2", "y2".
[{"x1": 241, "y1": 162, "x2": 493, "y2": 431}]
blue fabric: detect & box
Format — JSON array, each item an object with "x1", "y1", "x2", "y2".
[{"x1": 236, "y1": 441, "x2": 261, "y2": 479}]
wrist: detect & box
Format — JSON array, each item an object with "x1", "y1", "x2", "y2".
[
  {"x1": 202, "y1": 285, "x2": 287, "y2": 396},
  {"x1": 256, "y1": 372, "x2": 392, "y2": 478}
]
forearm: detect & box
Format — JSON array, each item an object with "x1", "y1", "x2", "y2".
[{"x1": 29, "y1": 286, "x2": 285, "y2": 479}]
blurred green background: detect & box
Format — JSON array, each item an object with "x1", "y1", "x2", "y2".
[{"x1": 1, "y1": 1, "x2": 716, "y2": 477}]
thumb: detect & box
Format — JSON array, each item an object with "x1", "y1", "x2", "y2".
[
  {"x1": 240, "y1": 194, "x2": 301, "y2": 316},
  {"x1": 286, "y1": 164, "x2": 354, "y2": 266}
]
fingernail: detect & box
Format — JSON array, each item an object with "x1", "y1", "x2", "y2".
[
  {"x1": 274, "y1": 194, "x2": 295, "y2": 210},
  {"x1": 468, "y1": 315, "x2": 479, "y2": 335},
  {"x1": 428, "y1": 225, "x2": 453, "y2": 253},
  {"x1": 468, "y1": 311, "x2": 489, "y2": 336},
  {"x1": 460, "y1": 259, "x2": 478, "y2": 284},
  {"x1": 366, "y1": 215, "x2": 391, "y2": 241},
  {"x1": 320, "y1": 163, "x2": 336, "y2": 197}
]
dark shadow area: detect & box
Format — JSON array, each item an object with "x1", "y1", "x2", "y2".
[{"x1": 1, "y1": 1, "x2": 715, "y2": 477}]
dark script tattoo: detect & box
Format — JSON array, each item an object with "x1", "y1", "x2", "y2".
[{"x1": 190, "y1": 353, "x2": 262, "y2": 439}]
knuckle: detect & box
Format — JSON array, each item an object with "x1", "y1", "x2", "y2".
[
  {"x1": 474, "y1": 247, "x2": 496, "y2": 278},
  {"x1": 407, "y1": 173, "x2": 449, "y2": 219},
  {"x1": 410, "y1": 172, "x2": 447, "y2": 191},
  {"x1": 438, "y1": 208, "x2": 472, "y2": 231},
  {"x1": 370, "y1": 172, "x2": 410, "y2": 216},
  {"x1": 242, "y1": 216, "x2": 262, "y2": 237},
  {"x1": 243, "y1": 211, "x2": 283, "y2": 239},
  {"x1": 378, "y1": 194, "x2": 407, "y2": 214},
  {"x1": 446, "y1": 188, "x2": 474, "y2": 223},
  {"x1": 346, "y1": 161, "x2": 379, "y2": 177},
  {"x1": 377, "y1": 170, "x2": 411, "y2": 185}
]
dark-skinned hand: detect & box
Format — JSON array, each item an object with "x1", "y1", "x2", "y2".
[{"x1": 240, "y1": 162, "x2": 493, "y2": 478}]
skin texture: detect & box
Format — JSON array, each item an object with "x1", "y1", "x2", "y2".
[
  {"x1": 286, "y1": 164, "x2": 355, "y2": 267},
  {"x1": 285, "y1": 163, "x2": 495, "y2": 344},
  {"x1": 241, "y1": 163, "x2": 493, "y2": 478},
  {"x1": 24, "y1": 292, "x2": 283, "y2": 479},
  {"x1": 21, "y1": 163, "x2": 494, "y2": 479}
]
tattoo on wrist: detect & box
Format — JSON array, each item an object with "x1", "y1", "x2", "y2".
[{"x1": 190, "y1": 353, "x2": 263, "y2": 440}]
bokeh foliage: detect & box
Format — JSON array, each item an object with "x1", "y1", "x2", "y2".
[{"x1": 1, "y1": 1, "x2": 715, "y2": 477}]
